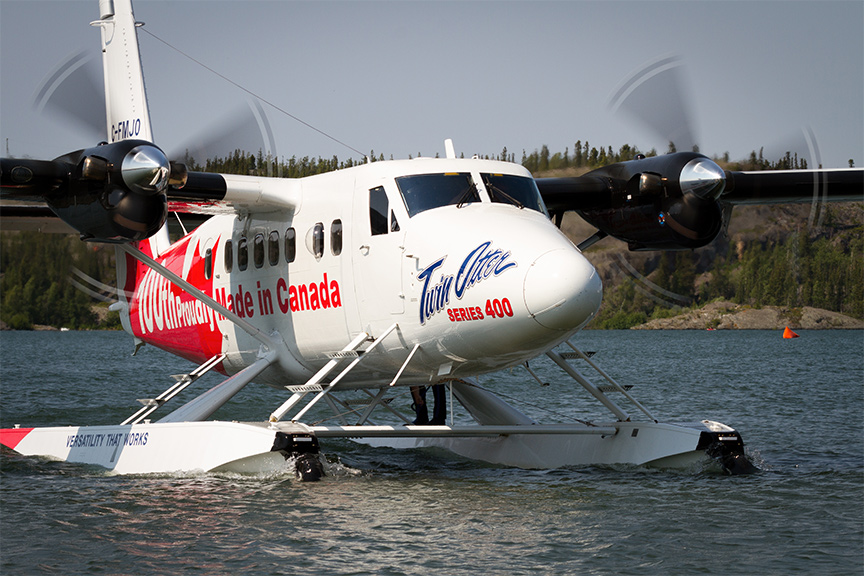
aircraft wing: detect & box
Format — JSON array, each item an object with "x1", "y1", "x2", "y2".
[
  {"x1": 165, "y1": 171, "x2": 300, "y2": 216},
  {"x1": 0, "y1": 202, "x2": 77, "y2": 234},
  {"x1": 721, "y1": 168, "x2": 863, "y2": 205},
  {"x1": 1, "y1": 152, "x2": 300, "y2": 239}
]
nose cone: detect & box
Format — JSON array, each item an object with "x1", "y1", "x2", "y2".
[
  {"x1": 523, "y1": 249, "x2": 602, "y2": 331},
  {"x1": 121, "y1": 145, "x2": 170, "y2": 195},
  {"x1": 680, "y1": 157, "x2": 726, "y2": 200}
]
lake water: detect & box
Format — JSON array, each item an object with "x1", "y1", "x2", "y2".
[{"x1": 1, "y1": 329, "x2": 862, "y2": 575}]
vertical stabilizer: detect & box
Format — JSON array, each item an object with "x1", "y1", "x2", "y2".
[
  {"x1": 94, "y1": 0, "x2": 169, "y2": 291},
  {"x1": 92, "y1": 0, "x2": 153, "y2": 144},
  {"x1": 93, "y1": 0, "x2": 170, "y2": 257}
]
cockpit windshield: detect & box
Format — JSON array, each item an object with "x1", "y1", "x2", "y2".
[
  {"x1": 396, "y1": 173, "x2": 479, "y2": 217},
  {"x1": 482, "y1": 173, "x2": 548, "y2": 215}
]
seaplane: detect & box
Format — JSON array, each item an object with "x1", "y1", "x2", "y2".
[{"x1": 1, "y1": 0, "x2": 861, "y2": 480}]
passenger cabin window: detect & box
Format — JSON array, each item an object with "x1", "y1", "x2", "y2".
[
  {"x1": 396, "y1": 173, "x2": 479, "y2": 217},
  {"x1": 253, "y1": 233, "x2": 265, "y2": 269},
  {"x1": 482, "y1": 173, "x2": 548, "y2": 215},
  {"x1": 268, "y1": 231, "x2": 280, "y2": 266},
  {"x1": 237, "y1": 237, "x2": 248, "y2": 271},
  {"x1": 224, "y1": 239, "x2": 233, "y2": 273},
  {"x1": 369, "y1": 186, "x2": 389, "y2": 235},
  {"x1": 285, "y1": 228, "x2": 296, "y2": 263},
  {"x1": 312, "y1": 223, "x2": 324, "y2": 259},
  {"x1": 204, "y1": 248, "x2": 213, "y2": 280},
  {"x1": 331, "y1": 220, "x2": 343, "y2": 255}
]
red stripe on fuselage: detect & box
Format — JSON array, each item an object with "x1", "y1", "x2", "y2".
[{"x1": 129, "y1": 235, "x2": 226, "y2": 369}]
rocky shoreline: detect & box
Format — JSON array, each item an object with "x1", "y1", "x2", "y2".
[{"x1": 632, "y1": 300, "x2": 864, "y2": 330}]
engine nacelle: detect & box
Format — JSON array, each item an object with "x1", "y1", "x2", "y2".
[
  {"x1": 577, "y1": 153, "x2": 725, "y2": 251},
  {"x1": 45, "y1": 140, "x2": 172, "y2": 243}
]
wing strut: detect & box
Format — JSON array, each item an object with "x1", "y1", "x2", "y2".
[
  {"x1": 120, "y1": 244, "x2": 281, "y2": 353},
  {"x1": 159, "y1": 356, "x2": 275, "y2": 423},
  {"x1": 563, "y1": 341, "x2": 657, "y2": 422},
  {"x1": 576, "y1": 231, "x2": 608, "y2": 252},
  {"x1": 121, "y1": 352, "x2": 227, "y2": 425},
  {"x1": 546, "y1": 342, "x2": 658, "y2": 423}
]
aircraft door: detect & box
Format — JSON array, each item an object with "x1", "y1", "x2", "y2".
[{"x1": 352, "y1": 181, "x2": 406, "y2": 325}]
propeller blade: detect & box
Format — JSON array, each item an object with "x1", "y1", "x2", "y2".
[
  {"x1": 744, "y1": 125, "x2": 822, "y2": 170},
  {"x1": 166, "y1": 100, "x2": 277, "y2": 171},
  {"x1": 609, "y1": 55, "x2": 698, "y2": 153},
  {"x1": 33, "y1": 51, "x2": 106, "y2": 142},
  {"x1": 31, "y1": 52, "x2": 276, "y2": 175}
]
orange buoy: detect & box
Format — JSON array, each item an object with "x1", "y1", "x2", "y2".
[{"x1": 783, "y1": 326, "x2": 799, "y2": 339}]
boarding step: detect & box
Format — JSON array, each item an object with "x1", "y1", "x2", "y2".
[
  {"x1": 343, "y1": 397, "x2": 394, "y2": 406},
  {"x1": 597, "y1": 384, "x2": 633, "y2": 393},
  {"x1": 560, "y1": 351, "x2": 596, "y2": 360},
  {"x1": 271, "y1": 326, "x2": 399, "y2": 423},
  {"x1": 328, "y1": 350, "x2": 360, "y2": 359},
  {"x1": 287, "y1": 384, "x2": 324, "y2": 394}
]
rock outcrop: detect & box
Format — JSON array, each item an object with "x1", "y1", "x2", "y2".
[{"x1": 632, "y1": 300, "x2": 864, "y2": 330}]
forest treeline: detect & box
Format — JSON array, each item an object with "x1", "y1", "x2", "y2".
[
  {"x1": 1, "y1": 141, "x2": 860, "y2": 329},
  {"x1": 590, "y1": 229, "x2": 863, "y2": 329},
  {"x1": 0, "y1": 233, "x2": 118, "y2": 329},
  {"x1": 187, "y1": 138, "x2": 819, "y2": 180}
]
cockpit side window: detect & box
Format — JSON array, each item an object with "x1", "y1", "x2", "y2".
[
  {"x1": 482, "y1": 173, "x2": 548, "y2": 215},
  {"x1": 396, "y1": 173, "x2": 479, "y2": 217},
  {"x1": 369, "y1": 186, "x2": 389, "y2": 236}
]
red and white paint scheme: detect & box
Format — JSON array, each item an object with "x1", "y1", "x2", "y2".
[{"x1": 20, "y1": 0, "x2": 864, "y2": 476}]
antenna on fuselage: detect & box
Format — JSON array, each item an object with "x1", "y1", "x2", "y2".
[{"x1": 444, "y1": 139, "x2": 456, "y2": 159}]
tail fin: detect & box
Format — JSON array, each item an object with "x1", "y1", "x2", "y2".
[
  {"x1": 92, "y1": 0, "x2": 154, "y2": 144},
  {"x1": 95, "y1": 0, "x2": 167, "y2": 331},
  {"x1": 94, "y1": 0, "x2": 170, "y2": 263}
]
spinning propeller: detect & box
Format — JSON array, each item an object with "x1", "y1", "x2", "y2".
[
  {"x1": 1, "y1": 140, "x2": 177, "y2": 242},
  {"x1": 537, "y1": 56, "x2": 862, "y2": 251},
  {"x1": 1, "y1": 49, "x2": 274, "y2": 242}
]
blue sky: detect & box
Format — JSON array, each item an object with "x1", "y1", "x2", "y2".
[{"x1": 2, "y1": 0, "x2": 862, "y2": 169}]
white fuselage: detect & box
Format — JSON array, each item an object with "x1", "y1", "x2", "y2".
[{"x1": 123, "y1": 157, "x2": 603, "y2": 390}]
